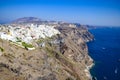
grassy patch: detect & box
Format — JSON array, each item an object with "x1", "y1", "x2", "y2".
[{"x1": 22, "y1": 42, "x2": 34, "y2": 48}]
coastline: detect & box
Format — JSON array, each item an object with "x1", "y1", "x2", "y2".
[
  {"x1": 85, "y1": 57, "x2": 95, "y2": 80},
  {"x1": 85, "y1": 37, "x2": 95, "y2": 80}
]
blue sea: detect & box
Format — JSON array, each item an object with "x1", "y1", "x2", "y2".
[{"x1": 87, "y1": 27, "x2": 120, "y2": 80}]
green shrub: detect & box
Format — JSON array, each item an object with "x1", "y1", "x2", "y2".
[
  {"x1": 0, "y1": 47, "x2": 4, "y2": 52},
  {"x1": 16, "y1": 37, "x2": 22, "y2": 42},
  {"x1": 22, "y1": 42, "x2": 34, "y2": 48}
]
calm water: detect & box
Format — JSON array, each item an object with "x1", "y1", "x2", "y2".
[{"x1": 88, "y1": 27, "x2": 120, "y2": 80}]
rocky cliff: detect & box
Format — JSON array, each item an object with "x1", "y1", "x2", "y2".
[{"x1": 0, "y1": 24, "x2": 93, "y2": 80}]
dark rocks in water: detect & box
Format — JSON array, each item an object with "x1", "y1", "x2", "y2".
[{"x1": 92, "y1": 76, "x2": 97, "y2": 80}]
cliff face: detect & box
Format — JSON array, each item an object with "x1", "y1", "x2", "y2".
[{"x1": 0, "y1": 25, "x2": 93, "y2": 80}]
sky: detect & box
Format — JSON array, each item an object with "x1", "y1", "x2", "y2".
[{"x1": 0, "y1": 0, "x2": 120, "y2": 26}]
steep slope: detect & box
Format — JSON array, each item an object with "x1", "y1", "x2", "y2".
[{"x1": 0, "y1": 25, "x2": 93, "y2": 80}]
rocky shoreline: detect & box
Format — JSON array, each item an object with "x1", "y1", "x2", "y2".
[{"x1": 0, "y1": 19, "x2": 94, "y2": 80}]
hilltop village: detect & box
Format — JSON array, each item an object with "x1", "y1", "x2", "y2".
[{"x1": 0, "y1": 24, "x2": 60, "y2": 50}]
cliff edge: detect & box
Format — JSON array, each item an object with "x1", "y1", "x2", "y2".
[{"x1": 0, "y1": 22, "x2": 94, "y2": 80}]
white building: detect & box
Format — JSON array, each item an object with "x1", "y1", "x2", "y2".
[{"x1": 0, "y1": 24, "x2": 60, "y2": 50}]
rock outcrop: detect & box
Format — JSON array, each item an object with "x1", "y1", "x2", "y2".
[{"x1": 0, "y1": 24, "x2": 93, "y2": 80}]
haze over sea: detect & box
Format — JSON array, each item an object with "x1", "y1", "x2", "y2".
[{"x1": 88, "y1": 27, "x2": 120, "y2": 80}]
